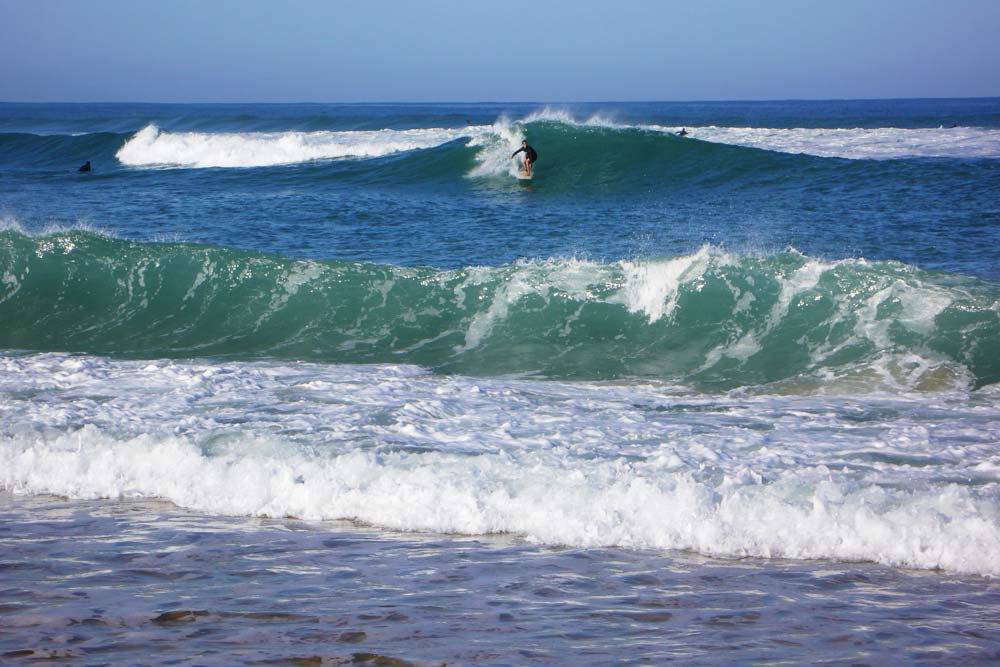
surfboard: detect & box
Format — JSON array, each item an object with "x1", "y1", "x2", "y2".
[{"x1": 517, "y1": 170, "x2": 532, "y2": 180}]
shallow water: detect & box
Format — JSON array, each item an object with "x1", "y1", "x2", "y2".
[
  {"x1": 2, "y1": 494, "x2": 999, "y2": 666},
  {"x1": 3, "y1": 353, "x2": 999, "y2": 576}
]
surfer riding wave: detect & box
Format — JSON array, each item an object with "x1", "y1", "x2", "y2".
[{"x1": 511, "y1": 140, "x2": 538, "y2": 176}]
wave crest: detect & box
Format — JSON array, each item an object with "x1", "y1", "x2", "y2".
[
  {"x1": 6, "y1": 425, "x2": 996, "y2": 574},
  {"x1": 2, "y1": 230, "x2": 998, "y2": 391},
  {"x1": 99, "y1": 112, "x2": 1000, "y2": 173},
  {"x1": 671, "y1": 124, "x2": 1000, "y2": 160},
  {"x1": 115, "y1": 123, "x2": 480, "y2": 168}
]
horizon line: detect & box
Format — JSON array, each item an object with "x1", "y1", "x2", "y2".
[{"x1": 2, "y1": 95, "x2": 999, "y2": 106}]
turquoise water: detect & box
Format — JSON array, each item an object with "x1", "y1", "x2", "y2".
[
  {"x1": 2, "y1": 100, "x2": 999, "y2": 275},
  {"x1": 2, "y1": 100, "x2": 1000, "y2": 665}
]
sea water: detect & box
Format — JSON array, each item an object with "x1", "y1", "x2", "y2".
[{"x1": 1, "y1": 100, "x2": 999, "y2": 665}]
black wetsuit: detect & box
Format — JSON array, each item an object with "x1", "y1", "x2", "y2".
[{"x1": 512, "y1": 144, "x2": 538, "y2": 163}]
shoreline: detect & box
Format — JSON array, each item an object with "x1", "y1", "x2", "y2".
[{"x1": 2, "y1": 492, "x2": 998, "y2": 666}]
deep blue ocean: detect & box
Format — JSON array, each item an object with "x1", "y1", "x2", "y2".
[{"x1": 2, "y1": 100, "x2": 1000, "y2": 666}]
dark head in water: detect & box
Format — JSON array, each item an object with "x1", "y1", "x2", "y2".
[{"x1": 78, "y1": 161, "x2": 91, "y2": 172}]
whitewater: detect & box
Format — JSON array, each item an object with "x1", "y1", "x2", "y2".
[
  {"x1": 3, "y1": 99, "x2": 1000, "y2": 666},
  {"x1": 3, "y1": 353, "x2": 999, "y2": 575},
  {"x1": 113, "y1": 113, "x2": 1000, "y2": 170}
]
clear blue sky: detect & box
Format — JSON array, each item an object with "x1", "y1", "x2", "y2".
[{"x1": 2, "y1": 0, "x2": 998, "y2": 102}]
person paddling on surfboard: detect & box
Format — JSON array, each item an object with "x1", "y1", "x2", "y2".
[{"x1": 511, "y1": 140, "x2": 538, "y2": 177}]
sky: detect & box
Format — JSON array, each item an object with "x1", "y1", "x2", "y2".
[{"x1": 1, "y1": 0, "x2": 999, "y2": 103}]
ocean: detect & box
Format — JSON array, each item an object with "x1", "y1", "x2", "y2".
[{"x1": 1, "y1": 99, "x2": 999, "y2": 665}]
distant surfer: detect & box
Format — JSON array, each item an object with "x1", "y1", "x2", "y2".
[
  {"x1": 677, "y1": 128, "x2": 689, "y2": 137},
  {"x1": 78, "y1": 160, "x2": 91, "y2": 172},
  {"x1": 511, "y1": 140, "x2": 538, "y2": 177}
]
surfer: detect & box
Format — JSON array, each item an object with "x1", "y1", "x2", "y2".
[
  {"x1": 78, "y1": 160, "x2": 92, "y2": 172},
  {"x1": 511, "y1": 140, "x2": 538, "y2": 176},
  {"x1": 677, "y1": 128, "x2": 689, "y2": 137}
]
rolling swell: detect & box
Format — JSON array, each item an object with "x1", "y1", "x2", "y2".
[
  {"x1": 2, "y1": 229, "x2": 998, "y2": 391},
  {"x1": 4, "y1": 118, "x2": 997, "y2": 197},
  {"x1": 0, "y1": 131, "x2": 128, "y2": 170}
]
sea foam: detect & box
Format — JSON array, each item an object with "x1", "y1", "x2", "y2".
[
  {"x1": 514, "y1": 108, "x2": 1000, "y2": 159},
  {"x1": 113, "y1": 115, "x2": 1000, "y2": 171},
  {"x1": 116, "y1": 124, "x2": 485, "y2": 168},
  {"x1": 652, "y1": 124, "x2": 1000, "y2": 159},
  {"x1": 2, "y1": 354, "x2": 999, "y2": 575}
]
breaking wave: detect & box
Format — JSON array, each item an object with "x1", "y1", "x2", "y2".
[
  {"x1": 2, "y1": 229, "x2": 998, "y2": 391},
  {"x1": 3, "y1": 110, "x2": 998, "y2": 183},
  {"x1": 2, "y1": 355, "x2": 999, "y2": 575},
  {"x1": 110, "y1": 111, "x2": 1000, "y2": 171}
]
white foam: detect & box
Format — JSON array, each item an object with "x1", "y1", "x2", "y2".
[
  {"x1": 465, "y1": 116, "x2": 526, "y2": 178},
  {"x1": 114, "y1": 112, "x2": 1000, "y2": 172},
  {"x1": 617, "y1": 247, "x2": 717, "y2": 322},
  {"x1": 2, "y1": 354, "x2": 999, "y2": 575},
  {"x1": 116, "y1": 120, "x2": 540, "y2": 178},
  {"x1": 513, "y1": 109, "x2": 1000, "y2": 160},
  {"x1": 116, "y1": 123, "x2": 486, "y2": 169},
  {"x1": 649, "y1": 124, "x2": 1000, "y2": 160},
  {"x1": 471, "y1": 108, "x2": 1000, "y2": 160}
]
